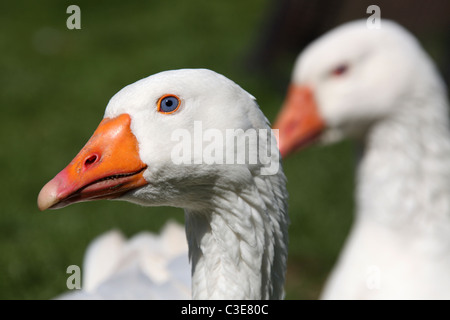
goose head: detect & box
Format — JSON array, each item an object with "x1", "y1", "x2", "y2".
[
  {"x1": 38, "y1": 69, "x2": 276, "y2": 211},
  {"x1": 37, "y1": 69, "x2": 288, "y2": 300},
  {"x1": 273, "y1": 20, "x2": 444, "y2": 157}
]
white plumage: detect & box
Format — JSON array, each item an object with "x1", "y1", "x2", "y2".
[
  {"x1": 274, "y1": 20, "x2": 450, "y2": 299},
  {"x1": 57, "y1": 221, "x2": 191, "y2": 300},
  {"x1": 39, "y1": 69, "x2": 289, "y2": 300}
]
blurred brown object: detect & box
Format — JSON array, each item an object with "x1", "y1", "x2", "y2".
[{"x1": 245, "y1": 0, "x2": 450, "y2": 90}]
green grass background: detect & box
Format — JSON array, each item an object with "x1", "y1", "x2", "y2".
[{"x1": 0, "y1": 0, "x2": 357, "y2": 299}]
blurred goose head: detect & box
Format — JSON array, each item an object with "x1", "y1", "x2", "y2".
[{"x1": 274, "y1": 20, "x2": 447, "y2": 156}]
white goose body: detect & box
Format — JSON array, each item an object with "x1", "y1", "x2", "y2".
[
  {"x1": 331, "y1": 84, "x2": 450, "y2": 299},
  {"x1": 58, "y1": 221, "x2": 191, "y2": 300},
  {"x1": 274, "y1": 20, "x2": 450, "y2": 299},
  {"x1": 327, "y1": 102, "x2": 450, "y2": 299},
  {"x1": 38, "y1": 69, "x2": 288, "y2": 300}
]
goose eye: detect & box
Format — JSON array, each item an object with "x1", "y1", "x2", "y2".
[
  {"x1": 331, "y1": 64, "x2": 349, "y2": 76},
  {"x1": 157, "y1": 94, "x2": 181, "y2": 114}
]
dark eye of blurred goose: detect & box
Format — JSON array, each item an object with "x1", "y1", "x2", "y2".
[
  {"x1": 331, "y1": 64, "x2": 349, "y2": 76},
  {"x1": 158, "y1": 95, "x2": 181, "y2": 114}
]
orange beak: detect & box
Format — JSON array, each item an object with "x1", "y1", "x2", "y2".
[
  {"x1": 273, "y1": 85, "x2": 325, "y2": 158},
  {"x1": 37, "y1": 113, "x2": 148, "y2": 211}
]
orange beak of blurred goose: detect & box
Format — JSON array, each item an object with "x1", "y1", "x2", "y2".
[
  {"x1": 37, "y1": 113, "x2": 148, "y2": 211},
  {"x1": 273, "y1": 85, "x2": 325, "y2": 158}
]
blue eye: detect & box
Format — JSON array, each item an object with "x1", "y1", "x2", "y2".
[{"x1": 158, "y1": 95, "x2": 181, "y2": 114}]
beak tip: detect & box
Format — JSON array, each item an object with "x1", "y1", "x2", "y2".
[{"x1": 37, "y1": 179, "x2": 60, "y2": 211}]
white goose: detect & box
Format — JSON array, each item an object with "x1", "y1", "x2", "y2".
[
  {"x1": 274, "y1": 20, "x2": 450, "y2": 299},
  {"x1": 56, "y1": 220, "x2": 191, "y2": 300},
  {"x1": 38, "y1": 69, "x2": 289, "y2": 300}
]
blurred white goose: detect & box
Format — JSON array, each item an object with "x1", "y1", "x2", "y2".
[
  {"x1": 38, "y1": 69, "x2": 289, "y2": 300},
  {"x1": 274, "y1": 20, "x2": 450, "y2": 299},
  {"x1": 56, "y1": 220, "x2": 191, "y2": 300}
]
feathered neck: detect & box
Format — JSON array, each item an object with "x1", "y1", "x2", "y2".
[
  {"x1": 184, "y1": 171, "x2": 289, "y2": 299},
  {"x1": 357, "y1": 76, "x2": 450, "y2": 235}
]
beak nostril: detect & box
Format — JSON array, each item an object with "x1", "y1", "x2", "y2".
[
  {"x1": 84, "y1": 154, "x2": 99, "y2": 168},
  {"x1": 285, "y1": 122, "x2": 297, "y2": 135}
]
